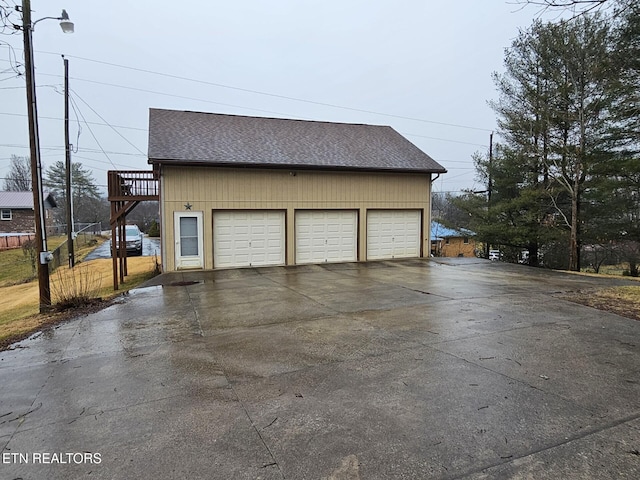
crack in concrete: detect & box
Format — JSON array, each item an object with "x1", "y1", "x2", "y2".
[
  {"x1": 186, "y1": 291, "x2": 205, "y2": 338},
  {"x1": 224, "y1": 372, "x2": 285, "y2": 479},
  {"x1": 1, "y1": 317, "x2": 84, "y2": 454},
  {"x1": 447, "y1": 410, "x2": 640, "y2": 480},
  {"x1": 257, "y1": 268, "x2": 342, "y2": 315}
]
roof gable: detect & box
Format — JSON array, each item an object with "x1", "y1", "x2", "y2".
[{"x1": 147, "y1": 109, "x2": 447, "y2": 174}]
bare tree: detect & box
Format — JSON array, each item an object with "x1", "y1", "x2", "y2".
[
  {"x1": 3, "y1": 155, "x2": 32, "y2": 191},
  {"x1": 512, "y1": 0, "x2": 632, "y2": 17}
]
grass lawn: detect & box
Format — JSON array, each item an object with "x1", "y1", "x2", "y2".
[
  {"x1": 0, "y1": 255, "x2": 160, "y2": 348},
  {"x1": 0, "y1": 235, "x2": 106, "y2": 287},
  {"x1": 562, "y1": 285, "x2": 640, "y2": 322}
]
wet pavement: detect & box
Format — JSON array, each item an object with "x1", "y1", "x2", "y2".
[
  {"x1": 1, "y1": 258, "x2": 639, "y2": 479},
  {"x1": 83, "y1": 236, "x2": 161, "y2": 261}
]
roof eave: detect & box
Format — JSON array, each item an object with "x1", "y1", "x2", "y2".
[{"x1": 148, "y1": 158, "x2": 447, "y2": 175}]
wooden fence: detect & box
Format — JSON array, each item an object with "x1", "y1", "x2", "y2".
[{"x1": 0, "y1": 234, "x2": 36, "y2": 251}]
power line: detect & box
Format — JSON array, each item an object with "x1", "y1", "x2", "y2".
[
  {"x1": 38, "y1": 72, "x2": 310, "y2": 120},
  {"x1": 71, "y1": 154, "x2": 147, "y2": 172},
  {"x1": 69, "y1": 89, "x2": 146, "y2": 155},
  {"x1": 65, "y1": 53, "x2": 495, "y2": 132},
  {"x1": 0, "y1": 44, "x2": 494, "y2": 133},
  {"x1": 0, "y1": 111, "x2": 147, "y2": 131},
  {"x1": 403, "y1": 132, "x2": 489, "y2": 148},
  {"x1": 0, "y1": 143, "x2": 146, "y2": 157}
]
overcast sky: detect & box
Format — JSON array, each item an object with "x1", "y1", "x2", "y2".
[{"x1": 1, "y1": 0, "x2": 561, "y2": 196}]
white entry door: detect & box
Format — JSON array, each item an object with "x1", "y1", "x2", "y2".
[
  {"x1": 367, "y1": 210, "x2": 421, "y2": 260},
  {"x1": 295, "y1": 210, "x2": 357, "y2": 264},
  {"x1": 213, "y1": 211, "x2": 285, "y2": 268},
  {"x1": 174, "y1": 211, "x2": 204, "y2": 269}
]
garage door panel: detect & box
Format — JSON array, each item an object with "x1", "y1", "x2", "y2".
[
  {"x1": 367, "y1": 210, "x2": 421, "y2": 260},
  {"x1": 296, "y1": 210, "x2": 357, "y2": 264},
  {"x1": 214, "y1": 211, "x2": 285, "y2": 268}
]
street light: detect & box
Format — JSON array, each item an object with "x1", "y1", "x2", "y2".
[
  {"x1": 18, "y1": 0, "x2": 74, "y2": 311},
  {"x1": 59, "y1": 10, "x2": 74, "y2": 33}
]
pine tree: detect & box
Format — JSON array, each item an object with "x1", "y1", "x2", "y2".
[{"x1": 43, "y1": 161, "x2": 101, "y2": 225}]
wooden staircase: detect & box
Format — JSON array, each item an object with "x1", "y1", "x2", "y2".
[{"x1": 108, "y1": 170, "x2": 159, "y2": 290}]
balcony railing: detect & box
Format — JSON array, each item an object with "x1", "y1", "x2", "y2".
[{"x1": 108, "y1": 170, "x2": 158, "y2": 201}]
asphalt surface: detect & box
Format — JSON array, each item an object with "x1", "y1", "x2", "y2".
[
  {"x1": 83, "y1": 236, "x2": 161, "y2": 260},
  {"x1": 1, "y1": 258, "x2": 639, "y2": 479}
]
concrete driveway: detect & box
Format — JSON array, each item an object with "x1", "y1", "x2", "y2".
[{"x1": 1, "y1": 259, "x2": 639, "y2": 479}]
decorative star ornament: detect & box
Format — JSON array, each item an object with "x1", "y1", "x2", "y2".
[{"x1": 184, "y1": 203, "x2": 192, "y2": 210}]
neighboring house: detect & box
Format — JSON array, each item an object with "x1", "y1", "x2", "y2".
[
  {"x1": 147, "y1": 108, "x2": 447, "y2": 271},
  {"x1": 0, "y1": 191, "x2": 57, "y2": 234},
  {"x1": 430, "y1": 221, "x2": 476, "y2": 257}
]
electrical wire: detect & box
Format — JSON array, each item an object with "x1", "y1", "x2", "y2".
[
  {"x1": 0, "y1": 111, "x2": 149, "y2": 131},
  {"x1": 61, "y1": 53, "x2": 495, "y2": 133},
  {"x1": 67, "y1": 91, "x2": 82, "y2": 154},
  {"x1": 38, "y1": 72, "x2": 309, "y2": 120},
  {"x1": 0, "y1": 142, "x2": 146, "y2": 157},
  {"x1": 69, "y1": 89, "x2": 146, "y2": 156},
  {"x1": 0, "y1": 44, "x2": 494, "y2": 133},
  {"x1": 0, "y1": 2, "x2": 20, "y2": 37},
  {"x1": 67, "y1": 94, "x2": 118, "y2": 169}
]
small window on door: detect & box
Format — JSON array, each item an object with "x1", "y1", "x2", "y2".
[
  {"x1": 179, "y1": 216, "x2": 199, "y2": 256},
  {"x1": 1, "y1": 209, "x2": 11, "y2": 221}
]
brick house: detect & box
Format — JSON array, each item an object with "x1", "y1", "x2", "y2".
[
  {"x1": 430, "y1": 221, "x2": 477, "y2": 258},
  {"x1": 0, "y1": 191, "x2": 58, "y2": 234}
]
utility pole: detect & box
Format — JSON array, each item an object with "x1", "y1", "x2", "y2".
[
  {"x1": 22, "y1": 0, "x2": 51, "y2": 311},
  {"x1": 485, "y1": 132, "x2": 493, "y2": 259},
  {"x1": 488, "y1": 132, "x2": 493, "y2": 205},
  {"x1": 64, "y1": 56, "x2": 75, "y2": 268}
]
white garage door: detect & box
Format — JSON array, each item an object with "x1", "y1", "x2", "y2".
[
  {"x1": 367, "y1": 210, "x2": 421, "y2": 260},
  {"x1": 295, "y1": 210, "x2": 357, "y2": 264},
  {"x1": 213, "y1": 211, "x2": 285, "y2": 268}
]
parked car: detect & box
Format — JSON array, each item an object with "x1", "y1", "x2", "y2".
[
  {"x1": 489, "y1": 250, "x2": 501, "y2": 261},
  {"x1": 112, "y1": 224, "x2": 144, "y2": 256}
]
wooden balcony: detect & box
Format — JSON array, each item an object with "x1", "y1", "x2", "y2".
[{"x1": 108, "y1": 170, "x2": 159, "y2": 202}]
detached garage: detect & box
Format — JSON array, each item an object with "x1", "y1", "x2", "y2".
[{"x1": 148, "y1": 108, "x2": 447, "y2": 272}]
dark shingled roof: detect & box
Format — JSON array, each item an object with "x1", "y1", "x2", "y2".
[{"x1": 147, "y1": 109, "x2": 447, "y2": 174}]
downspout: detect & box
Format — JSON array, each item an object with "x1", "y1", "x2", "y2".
[
  {"x1": 158, "y1": 165, "x2": 166, "y2": 272},
  {"x1": 427, "y1": 173, "x2": 441, "y2": 258}
]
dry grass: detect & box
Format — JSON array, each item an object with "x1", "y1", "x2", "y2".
[
  {"x1": 0, "y1": 235, "x2": 108, "y2": 287},
  {"x1": 0, "y1": 256, "x2": 159, "y2": 347},
  {"x1": 563, "y1": 286, "x2": 640, "y2": 322},
  {"x1": 52, "y1": 264, "x2": 103, "y2": 308}
]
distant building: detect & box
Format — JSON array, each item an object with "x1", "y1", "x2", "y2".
[
  {"x1": 0, "y1": 191, "x2": 57, "y2": 234},
  {"x1": 430, "y1": 221, "x2": 476, "y2": 257}
]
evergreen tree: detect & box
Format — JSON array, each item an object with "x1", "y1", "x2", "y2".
[
  {"x1": 458, "y1": 16, "x2": 617, "y2": 270},
  {"x1": 43, "y1": 161, "x2": 101, "y2": 226}
]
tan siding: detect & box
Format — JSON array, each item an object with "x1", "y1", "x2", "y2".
[
  {"x1": 161, "y1": 166, "x2": 432, "y2": 271},
  {"x1": 441, "y1": 238, "x2": 477, "y2": 258}
]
